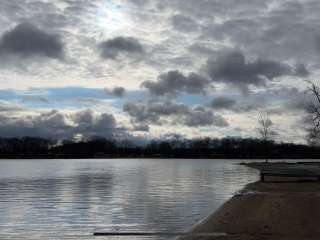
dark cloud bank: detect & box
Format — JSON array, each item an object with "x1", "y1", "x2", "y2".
[
  {"x1": 98, "y1": 36, "x2": 144, "y2": 60},
  {"x1": 209, "y1": 97, "x2": 237, "y2": 110},
  {"x1": 142, "y1": 50, "x2": 307, "y2": 97},
  {"x1": 142, "y1": 70, "x2": 211, "y2": 96},
  {"x1": 123, "y1": 100, "x2": 229, "y2": 129},
  {"x1": 0, "y1": 110, "x2": 122, "y2": 139},
  {"x1": 104, "y1": 87, "x2": 126, "y2": 97},
  {"x1": 206, "y1": 51, "x2": 292, "y2": 93},
  {"x1": 0, "y1": 22, "x2": 64, "y2": 59}
]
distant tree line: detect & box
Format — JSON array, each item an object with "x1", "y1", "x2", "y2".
[{"x1": 0, "y1": 136, "x2": 320, "y2": 159}]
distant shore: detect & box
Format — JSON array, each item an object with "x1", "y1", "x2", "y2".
[
  {"x1": 1, "y1": 136, "x2": 320, "y2": 159},
  {"x1": 180, "y1": 180, "x2": 320, "y2": 240}
]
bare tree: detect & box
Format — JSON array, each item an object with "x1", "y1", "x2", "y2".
[
  {"x1": 306, "y1": 81, "x2": 320, "y2": 144},
  {"x1": 257, "y1": 112, "x2": 273, "y2": 163}
]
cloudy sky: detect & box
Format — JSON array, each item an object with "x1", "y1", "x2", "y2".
[{"x1": 0, "y1": 0, "x2": 317, "y2": 143}]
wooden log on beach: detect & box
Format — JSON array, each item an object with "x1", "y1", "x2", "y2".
[{"x1": 93, "y1": 232, "x2": 227, "y2": 237}]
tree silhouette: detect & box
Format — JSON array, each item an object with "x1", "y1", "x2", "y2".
[
  {"x1": 0, "y1": 136, "x2": 319, "y2": 159},
  {"x1": 257, "y1": 112, "x2": 273, "y2": 163},
  {"x1": 306, "y1": 81, "x2": 320, "y2": 145}
]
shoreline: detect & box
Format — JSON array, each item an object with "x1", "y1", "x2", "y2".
[{"x1": 179, "y1": 180, "x2": 320, "y2": 240}]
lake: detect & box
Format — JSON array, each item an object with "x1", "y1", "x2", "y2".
[{"x1": 0, "y1": 159, "x2": 259, "y2": 239}]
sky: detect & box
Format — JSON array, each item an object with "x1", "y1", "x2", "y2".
[{"x1": 0, "y1": 0, "x2": 317, "y2": 143}]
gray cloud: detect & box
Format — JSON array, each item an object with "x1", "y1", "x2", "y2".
[
  {"x1": 270, "y1": 87, "x2": 309, "y2": 112},
  {"x1": 235, "y1": 102, "x2": 263, "y2": 113},
  {"x1": 188, "y1": 43, "x2": 217, "y2": 57},
  {"x1": 0, "y1": 110, "x2": 71, "y2": 139},
  {"x1": 0, "y1": 22, "x2": 64, "y2": 59},
  {"x1": 72, "y1": 109, "x2": 117, "y2": 135},
  {"x1": 0, "y1": 109, "x2": 122, "y2": 139},
  {"x1": 196, "y1": 1, "x2": 320, "y2": 66},
  {"x1": 123, "y1": 100, "x2": 228, "y2": 127},
  {"x1": 147, "y1": 100, "x2": 189, "y2": 115},
  {"x1": 142, "y1": 70, "x2": 211, "y2": 96},
  {"x1": 0, "y1": 1, "x2": 69, "y2": 30},
  {"x1": 210, "y1": 87, "x2": 310, "y2": 114},
  {"x1": 123, "y1": 101, "x2": 188, "y2": 124},
  {"x1": 294, "y1": 63, "x2": 309, "y2": 77},
  {"x1": 127, "y1": 0, "x2": 318, "y2": 78},
  {"x1": 137, "y1": 0, "x2": 267, "y2": 21},
  {"x1": 98, "y1": 36, "x2": 144, "y2": 60},
  {"x1": 207, "y1": 86, "x2": 311, "y2": 114},
  {"x1": 123, "y1": 101, "x2": 159, "y2": 123},
  {"x1": 183, "y1": 105, "x2": 228, "y2": 127},
  {"x1": 133, "y1": 124, "x2": 150, "y2": 132},
  {"x1": 0, "y1": 101, "x2": 25, "y2": 112},
  {"x1": 104, "y1": 87, "x2": 126, "y2": 98},
  {"x1": 208, "y1": 95, "x2": 263, "y2": 112},
  {"x1": 171, "y1": 14, "x2": 199, "y2": 32},
  {"x1": 209, "y1": 97, "x2": 237, "y2": 110},
  {"x1": 206, "y1": 50, "x2": 292, "y2": 93}
]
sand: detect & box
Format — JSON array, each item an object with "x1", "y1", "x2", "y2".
[{"x1": 178, "y1": 181, "x2": 320, "y2": 240}]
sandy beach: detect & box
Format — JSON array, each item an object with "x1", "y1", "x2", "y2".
[{"x1": 179, "y1": 180, "x2": 320, "y2": 240}]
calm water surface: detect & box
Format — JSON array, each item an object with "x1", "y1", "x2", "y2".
[{"x1": 0, "y1": 159, "x2": 259, "y2": 239}]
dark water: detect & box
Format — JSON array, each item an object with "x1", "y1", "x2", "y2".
[{"x1": 0, "y1": 159, "x2": 259, "y2": 239}]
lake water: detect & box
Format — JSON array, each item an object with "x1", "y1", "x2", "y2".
[{"x1": 0, "y1": 159, "x2": 259, "y2": 239}]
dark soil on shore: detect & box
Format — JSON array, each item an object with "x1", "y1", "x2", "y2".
[{"x1": 179, "y1": 181, "x2": 320, "y2": 240}]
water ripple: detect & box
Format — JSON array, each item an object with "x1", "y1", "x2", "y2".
[{"x1": 0, "y1": 159, "x2": 258, "y2": 239}]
